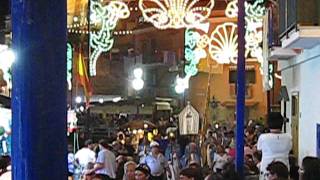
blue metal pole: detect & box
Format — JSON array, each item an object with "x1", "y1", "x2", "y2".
[
  {"x1": 11, "y1": 0, "x2": 67, "y2": 179},
  {"x1": 236, "y1": 0, "x2": 245, "y2": 176}
]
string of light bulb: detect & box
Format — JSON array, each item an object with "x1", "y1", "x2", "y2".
[
  {"x1": 68, "y1": 29, "x2": 133, "y2": 36},
  {"x1": 89, "y1": 0, "x2": 130, "y2": 76},
  {"x1": 138, "y1": 0, "x2": 215, "y2": 29}
]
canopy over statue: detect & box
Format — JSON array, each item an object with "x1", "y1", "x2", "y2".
[{"x1": 179, "y1": 102, "x2": 199, "y2": 135}]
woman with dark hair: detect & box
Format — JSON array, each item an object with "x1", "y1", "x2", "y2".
[
  {"x1": 179, "y1": 167, "x2": 203, "y2": 180},
  {"x1": 257, "y1": 112, "x2": 292, "y2": 179},
  {"x1": 265, "y1": 161, "x2": 289, "y2": 180},
  {"x1": 300, "y1": 156, "x2": 320, "y2": 180},
  {"x1": 135, "y1": 163, "x2": 151, "y2": 180}
]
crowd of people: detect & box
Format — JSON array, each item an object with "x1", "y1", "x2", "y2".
[
  {"x1": 0, "y1": 112, "x2": 319, "y2": 180},
  {"x1": 64, "y1": 112, "x2": 320, "y2": 180}
]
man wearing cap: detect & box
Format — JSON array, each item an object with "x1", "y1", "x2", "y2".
[
  {"x1": 135, "y1": 163, "x2": 151, "y2": 180},
  {"x1": 140, "y1": 141, "x2": 171, "y2": 180}
]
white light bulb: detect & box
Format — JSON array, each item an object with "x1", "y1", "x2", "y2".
[
  {"x1": 79, "y1": 106, "x2": 85, "y2": 112},
  {"x1": 98, "y1": 98, "x2": 104, "y2": 104},
  {"x1": 75, "y1": 96, "x2": 82, "y2": 104},
  {"x1": 73, "y1": 16, "x2": 79, "y2": 22},
  {"x1": 112, "y1": 97, "x2": 122, "y2": 103},
  {"x1": 175, "y1": 85, "x2": 185, "y2": 94},
  {"x1": 133, "y1": 68, "x2": 143, "y2": 79},
  {"x1": 132, "y1": 79, "x2": 144, "y2": 91}
]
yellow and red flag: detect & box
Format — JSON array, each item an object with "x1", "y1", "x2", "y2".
[{"x1": 77, "y1": 52, "x2": 93, "y2": 105}]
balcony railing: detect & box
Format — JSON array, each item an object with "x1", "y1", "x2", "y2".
[{"x1": 279, "y1": 0, "x2": 320, "y2": 39}]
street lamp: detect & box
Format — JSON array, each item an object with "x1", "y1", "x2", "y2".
[
  {"x1": 75, "y1": 96, "x2": 82, "y2": 104},
  {"x1": 175, "y1": 76, "x2": 189, "y2": 94},
  {"x1": 132, "y1": 68, "x2": 144, "y2": 91}
]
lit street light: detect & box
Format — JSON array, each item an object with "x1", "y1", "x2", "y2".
[
  {"x1": 132, "y1": 68, "x2": 144, "y2": 91},
  {"x1": 75, "y1": 96, "x2": 82, "y2": 104}
]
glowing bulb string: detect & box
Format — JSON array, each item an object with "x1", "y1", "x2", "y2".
[{"x1": 89, "y1": 0, "x2": 130, "y2": 76}]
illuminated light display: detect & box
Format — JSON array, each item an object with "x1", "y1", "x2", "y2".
[
  {"x1": 89, "y1": 0, "x2": 130, "y2": 76},
  {"x1": 176, "y1": 29, "x2": 207, "y2": 93},
  {"x1": 138, "y1": 0, "x2": 215, "y2": 29},
  {"x1": 132, "y1": 68, "x2": 144, "y2": 91},
  {"x1": 209, "y1": 22, "x2": 238, "y2": 64},
  {"x1": 220, "y1": 0, "x2": 265, "y2": 67},
  {"x1": 198, "y1": 0, "x2": 265, "y2": 66},
  {"x1": 67, "y1": 43, "x2": 73, "y2": 91},
  {"x1": 175, "y1": 75, "x2": 190, "y2": 94},
  {"x1": 197, "y1": 34, "x2": 210, "y2": 49}
]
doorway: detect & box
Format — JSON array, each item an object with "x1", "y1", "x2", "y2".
[{"x1": 291, "y1": 93, "x2": 299, "y2": 158}]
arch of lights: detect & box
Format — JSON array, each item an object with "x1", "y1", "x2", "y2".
[
  {"x1": 89, "y1": 0, "x2": 130, "y2": 76},
  {"x1": 175, "y1": 28, "x2": 206, "y2": 93},
  {"x1": 176, "y1": 0, "x2": 266, "y2": 92},
  {"x1": 138, "y1": 0, "x2": 215, "y2": 29},
  {"x1": 196, "y1": 0, "x2": 265, "y2": 66}
]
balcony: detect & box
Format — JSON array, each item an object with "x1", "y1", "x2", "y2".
[
  {"x1": 279, "y1": 0, "x2": 320, "y2": 49},
  {"x1": 229, "y1": 84, "x2": 253, "y2": 99}
]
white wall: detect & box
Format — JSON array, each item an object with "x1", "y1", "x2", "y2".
[{"x1": 279, "y1": 44, "x2": 320, "y2": 164}]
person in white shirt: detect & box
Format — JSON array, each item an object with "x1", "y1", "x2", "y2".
[
  {"x1": 87, "y1": 139, "x2": 117, "y2": 180},
  {"x1": 75, "y1": 139, "x2": 96, "y2": 172},
  {"x1": 212, "y1": 145, "x2": 229, "y2": 173},
  {"x1": 140, "y1": 141, "x2": 171, "y2": 180},
  {"x1": 257, "y1": 112, "x2": 292, "y2": 180}
]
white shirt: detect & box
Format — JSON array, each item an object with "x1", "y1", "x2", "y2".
[
  {"x1": 95, "y1": 148, "x2": 116, "y2": 179},
  {"x1": 257, "y1": 133, "x2": 292, "y2": 174},
  {"x1": 75, "y1": 147, "x2": 96, "y2": 168},
  {"x1": 213, "y1": 153, "x2": 228, "y2": 172},
  {"x1": 140, "y1": 153, "x2": 168, "y2": 176}
]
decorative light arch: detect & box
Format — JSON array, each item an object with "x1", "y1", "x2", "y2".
[
  {"x1": 89, "y1": 0, "x2": 130, "y2": 76},
  {"x1": 138, "y1": 0, "x2": 215, "y2": 29},
  {"x1": 196, "y1": 0, "x2": 266, "y2": 67},
  {"x1": 175, "y1": 28, "x2": 206, "y2": 93}
]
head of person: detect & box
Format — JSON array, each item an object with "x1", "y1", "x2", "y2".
[
  {"x1": 179, "y1": 167, "x2": 201, "y2": 180},
  {"x1": 150, "y1": 141, "x2": 160, "y2": 154},
  {"x1": 216, "y1": 145, "x2": 225, "y2": 154},
  {"x1": 189, "y1": 142, "x2": 197, "y2": 153},
  {"x1": 300, "y1": 156, "x2": 320, "y2": 180},
  {"x1": 143, "y1": 137, "x2": 149, "y2": 144},
  {"x1": 85, "y1": 139, "x2": 95, "y2": 150},
  {"x1": 266, "y1": 161, "x2": 289, "y2": 180},
  {"x1": 124, "y1": 161, "x2": 137, "y2": 180},
  {"x1": 135, "y1": 163, "x2": 150, "y2": 180},
  {"x1": 188, "y1": 161, "x2": 200, "y2": 169},
  {"x1": 91, "y1": 174, "x2": 103, "y2": 180},
  {"x1": 267, "y1": 112, "x2": 284, "y2": 130},
  {"x1": 98, "y1": 139, "x2": 111, "y2": 150},
  {"x1": 0, "y1": 155, "x2": 11, "y2": 172}
]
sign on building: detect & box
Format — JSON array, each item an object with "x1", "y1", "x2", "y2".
[{"x1": 179, "y1": 102, "x2": 199, "y2": 135}]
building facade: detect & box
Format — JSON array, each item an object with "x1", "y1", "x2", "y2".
[{"x1": 268, "y1": 0, "x2": 320, "y2": 163}]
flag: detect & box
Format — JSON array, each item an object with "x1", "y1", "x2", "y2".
[{"x1": 77, "y1": 52, "x2": 93, "y2": 105}]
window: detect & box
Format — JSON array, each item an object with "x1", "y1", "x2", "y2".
[{"x1": 229, "y1": 70, "x2": 256, "y2": 84}]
